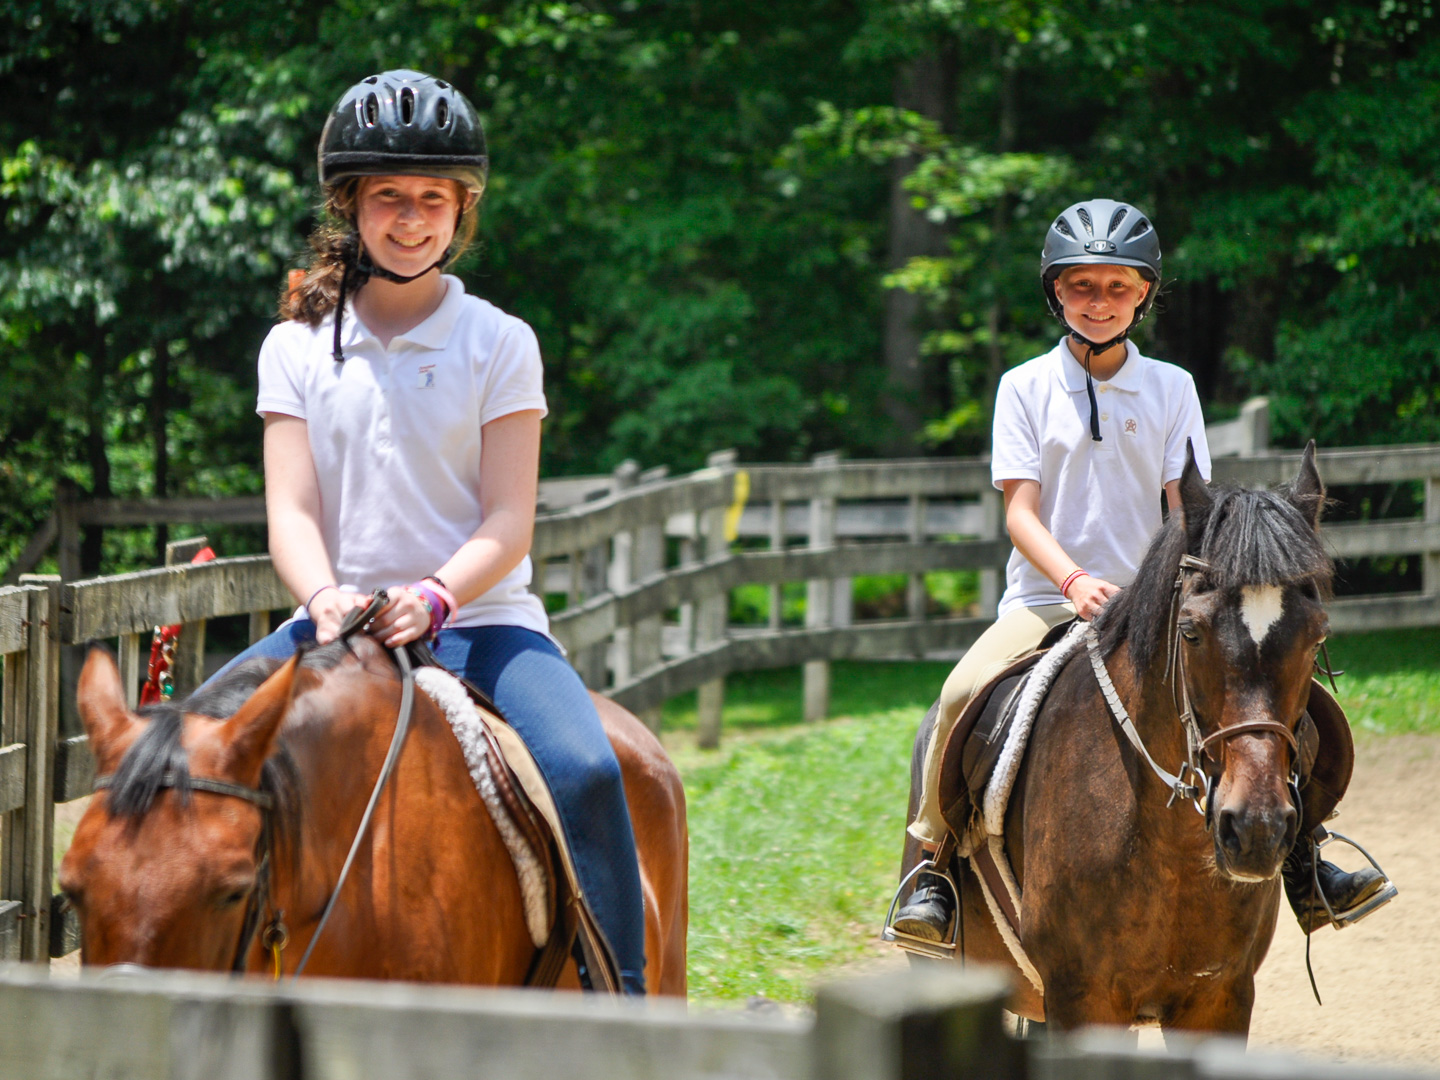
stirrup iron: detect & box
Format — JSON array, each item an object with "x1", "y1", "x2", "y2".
[
  {"x1": 1313, "y1": 828, "x2": 1398, "y2": 929},
  {"x1": 883, "y1": 860, "x2": 960, "y2": 960}
]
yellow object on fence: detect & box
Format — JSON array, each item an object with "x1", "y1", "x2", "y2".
[{"x1": 724, "y1": 470, "x2": 750, "y2": 543}]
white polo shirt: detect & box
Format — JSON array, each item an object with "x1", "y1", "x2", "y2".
[
  {"x1": 256, "y1": 275, "x2": 551, "y2": 636},
  {"x1": 991, "y1": 338, "x2": 1211, "y2": 617}
]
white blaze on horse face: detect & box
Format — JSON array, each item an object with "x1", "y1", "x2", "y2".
[{"x1": 1239, "y1": 585, "x2": 1285, "y2": 645}]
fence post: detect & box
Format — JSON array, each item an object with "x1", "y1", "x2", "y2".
[
  {"x1": 769, "y1": 499, "x2": 786, "y2": 631},
  {"x1": 812, "y1": 967, "x2": 1019, "y2": 1080},
  {"x1": 1427, "y1": 476, "x2": 1440, "y2": 598},
  {"x1": 608, "y1": 462, "x2": 639, "y2": 691},
  {"x1": 804, "y1": 452, "x2": 841, "y2": 722},
  {"x1": 13, "y1": 582, "x2": 57, "y2": 962},
  {"x1": 979, "y1": 489, "x2": 1002, "y2": 619},
  {"x1": 577, "y1": 541, "x2": 610, "y2": 690},
  {"x1": 54, "y1": 482, "x2": 82, "y2": 737},
  {"x1": 633, "y1": 467, "x2": 669, "y2": 734},
  {"x1": 166, "y1": 537, "x2": 209, "y2": 696},
  {"x1": 0, "y1": 588, "x2": 37, "y2": 961},
  {"x1": 695, "y1": 451, "x2": 735, "y2": 749},
  {"x1": 1238, "y1": 395, "x2": 1270, "y2": 455},
  {"x1": 907, "y1": 494, "x2": 927, "y2": 622}
]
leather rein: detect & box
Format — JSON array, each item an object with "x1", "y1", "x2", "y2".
[
  {"x1": 1086, "y1": 553, "x2": 1301, "y2": 820},
  {"x1": 93, "y1": 589, "x2": 416, "y2": 979}
]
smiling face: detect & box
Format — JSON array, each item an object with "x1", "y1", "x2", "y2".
[
  {"x1": 355, "y1": 174, "x2": 467, "y2": 279},
  {"x1": 1052, "y1": 264, "x2": 1151, "y2": 342}
]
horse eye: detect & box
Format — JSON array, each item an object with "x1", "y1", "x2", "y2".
[{"x1": 1179, "y1": 625, "x2": 1200, "y2": 644}]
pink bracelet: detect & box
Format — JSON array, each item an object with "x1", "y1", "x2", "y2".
[
  {"x1": 422, "y1": 578, "x2": 459, "y2": 625},
  {"x1": 1059, "y1": 570, "x2": 1088, "y2": 599},
  {"x1": 404, "y1": 582, "x2": 450, "y2": 639},
  {"x1": 305, "y1": 584, "x2": 338, "y2": 619}
]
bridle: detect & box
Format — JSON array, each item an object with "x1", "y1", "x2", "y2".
[
  {"x1": 1086, "y1": 553, "x2": 1301, "y2": 823},
  {"x1": 91, "y1": 589, "x2": 416, "y2": 980},
  {"x1": 90, "y1": 770, "x2": 281, "y2": 975}
]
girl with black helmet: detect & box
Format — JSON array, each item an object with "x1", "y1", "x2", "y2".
[
  {"x1": 206, "y1": 70, "x2": 648, "y2": 994},
  {"x1": 888, "y1": 199, "x2": 1389, "y2": 945}
]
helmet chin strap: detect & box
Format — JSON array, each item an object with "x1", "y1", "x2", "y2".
[
  {"x1": 331, "y1": 237, "x2": 453, "y2": 363},
  {"x1": 1063, "y1": 319, "x2": 1135, "y2": 443}
]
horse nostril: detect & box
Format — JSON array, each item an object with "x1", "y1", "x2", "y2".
[{"x1": 1217, "y1": 807, "x2": 1249, "y2": 857}]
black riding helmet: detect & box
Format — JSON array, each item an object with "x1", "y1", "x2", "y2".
[
  {"x1": 319, "y1": 70, "x2": 488, "y2": 361},
  {"x1": 1040, "y1": 199, "x2": 1161, "y2": 441}
]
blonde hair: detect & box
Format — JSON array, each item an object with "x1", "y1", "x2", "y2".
[{"x1": 280, "y1": 176, "x2": 480, "y2": 326}]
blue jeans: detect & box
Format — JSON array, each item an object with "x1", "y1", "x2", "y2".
[{"x1": 205, "y1": 621, "x2": 647, "y2": 994}]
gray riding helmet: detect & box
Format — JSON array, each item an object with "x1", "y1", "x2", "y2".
[{"x1": 1040, "y1": 199, "x2": 1161, "y2": 324}]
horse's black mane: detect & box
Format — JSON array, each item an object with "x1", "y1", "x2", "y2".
[
  {"x1": 103, "y1": 639, "x2": 359, "y2": 843},
  {"x1": 1095, "y1": 482, "x2": 1333, "y2": 668}
]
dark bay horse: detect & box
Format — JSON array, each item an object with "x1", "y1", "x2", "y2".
[
  {"x1": 903, "y1": 444, "x2": 1334, "y2": 1034},
  {"x1": 58, "y1": 633, "x2": 688, "y2": 993}
]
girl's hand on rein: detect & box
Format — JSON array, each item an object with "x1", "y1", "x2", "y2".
[
  {"x1": 368, "y1": 589, "x2": 432, "y2": 648},
  {"x1": 309, "y1": 589, "x2": 372, "y2": 645},
  {"x1": 1069, "y1": 575, "x2": 1120, "y2": 622}
]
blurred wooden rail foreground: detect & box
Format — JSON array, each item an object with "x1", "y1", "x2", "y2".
[{"x1": 0, "y1": 964, "x2": 1432, "y2": 1080}]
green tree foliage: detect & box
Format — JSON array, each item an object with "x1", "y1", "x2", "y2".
[{"x1": 2, "y1": 0, "x2": 1438, "y2": 575}]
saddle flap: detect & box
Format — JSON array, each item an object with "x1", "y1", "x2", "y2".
[{"x1": 936, "y1": 650, "x2": 1045, "y2": 838}]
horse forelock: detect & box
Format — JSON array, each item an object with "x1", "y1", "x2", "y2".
[{"x1": 1097, "y1": 485, "x2": 1332, "y2": 669}]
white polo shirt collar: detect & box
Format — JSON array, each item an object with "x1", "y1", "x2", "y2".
[
  {"x1": 1050, "y1": 337, "x2": 1147, "y2": 396},
  {"x1": 335, "y1": 274, "x2": 467, "y2": 353}
]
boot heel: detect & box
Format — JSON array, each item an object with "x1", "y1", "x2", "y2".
[
  {"x1": 883, "y1": 860, "x2": 960, "y2": 959},
  {"x1": 1314, "y1": 829, "x2": 1398, "y2": 928}
]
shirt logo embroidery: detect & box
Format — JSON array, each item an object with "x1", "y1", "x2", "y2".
[
  {"x1": 417, "y1": 364, "x2": 436, "y2": 390},
  {"x1": 1123, "y1": 417, "x2": 1138, "y2": 436}
]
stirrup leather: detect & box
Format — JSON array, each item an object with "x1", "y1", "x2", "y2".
[
  {"x1": 1312, "y1": 827, "x2": 1397, "y2": 929},
  {"x1": 883, "y1": 860, "x2": 960, "y2": 960}
]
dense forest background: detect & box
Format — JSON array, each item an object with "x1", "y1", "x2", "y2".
[{"x1": 2, "y1": 0, "x2": 1438, "y2": 576}]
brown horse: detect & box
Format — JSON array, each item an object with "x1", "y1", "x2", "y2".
[
  {"x1": 58, "y1": 633, "x2": 688, "y2": 993},
  {"x1": 902, "y1": 445, "x2": 1335, "y2": 1034}
]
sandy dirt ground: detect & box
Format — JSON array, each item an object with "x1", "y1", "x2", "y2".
[{"x1": 49, "y1": 735, "x2": 1435, "y2": 1069}]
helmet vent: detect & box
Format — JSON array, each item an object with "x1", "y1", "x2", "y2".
[
  {"x1": 399, "y1": 87, "x2": 416, "y2": 125},
  {"x1": 1076, "y1": 206, "x2": 1094, "y2": 235},
  {"x1": 1108, "y1": 207, "x2": 1129, "y2": 237},
  {"x1": 364, "y1": 93, "x2": 380, "y2": 127},
  {"x1": 436, "y1": 99, "x2": 450, "y2": 129},
  {"x1": 1126, "y1": 218, "x2": 1153, "y2": 241},
  {"x1": 363, "y1": 75, "x2": 379, "y2": 85},
  {"x1": 435, "y1": 79, "x2": 450, "y2": 89},
  {"x1": 1053, "y1": 217, "x2": 1076, "y2": 240}
]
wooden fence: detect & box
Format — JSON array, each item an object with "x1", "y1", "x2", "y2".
[
  {"x1": 6, "y1": 427, "x2": 1440, "y2": 962},
  {"x1": 0, "y1": 961, "x2": 1430, "y2": 1080}
]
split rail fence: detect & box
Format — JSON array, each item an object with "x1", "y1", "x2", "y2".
[{"x1": 5, "y1": 420, "x2": 1440, "y2": 966}]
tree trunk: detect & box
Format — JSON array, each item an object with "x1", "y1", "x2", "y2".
[
  {"x1": 152, "y1": 337, "x2": 171, "y2": 565},
  {"x1": 882, "y1": 41, "x2": 957, "y2": 455},
  {"x1": 82, "y1": 335, "x2": 111, "y2": 575}
]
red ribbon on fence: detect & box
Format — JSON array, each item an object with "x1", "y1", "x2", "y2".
[{"x1": 139, "y1": 545, "x2": 216, "y2": 705}]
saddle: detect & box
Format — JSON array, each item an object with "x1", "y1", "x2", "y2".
[{"x1": 405, "y1": 641, "x2": 622, "y2": 993}]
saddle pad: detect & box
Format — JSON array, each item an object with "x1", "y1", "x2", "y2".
[{"x1": 415, "y1": 667, "x2": 559, "y2": 948}]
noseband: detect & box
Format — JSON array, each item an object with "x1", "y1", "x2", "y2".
[{"x1": 1087, "y1": 553, "x2": 1301, "y2": 820}]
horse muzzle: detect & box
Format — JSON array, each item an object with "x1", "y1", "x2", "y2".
[{"x1": 1212, "y1": 794, "x2": 1297, "y2": 882}]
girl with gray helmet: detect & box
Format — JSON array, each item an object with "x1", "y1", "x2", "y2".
[
  {"x1": 205, "y1": 70, "x2": 648, "y2": 994},
  {"x1": 887, "y1": 199, "x2": 1390, "y2": 946}
]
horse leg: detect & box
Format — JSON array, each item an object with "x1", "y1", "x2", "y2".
[{"x1": 1161, "y1": 981, "x2": 1255, "y2": 1041}]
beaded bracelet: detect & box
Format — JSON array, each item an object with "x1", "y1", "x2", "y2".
[{"x1": 1059, "y1": 569, "x2": 1088, "y2": 600}]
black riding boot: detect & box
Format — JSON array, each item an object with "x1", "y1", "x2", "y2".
[
  {"x1": 1282, "y1": 829, "x2": 1392, "y2": 933},
  {"x1": 890, "y1": 872, "x2": 956, "y2": 943}
]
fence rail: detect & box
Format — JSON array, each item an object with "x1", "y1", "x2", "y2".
[
  {"x1": 0, "y1": 962, "x2": 1429, "y2": 1080},
  {"x1": 6, "y1": 427, "x2": 1440, "y2": 962}
]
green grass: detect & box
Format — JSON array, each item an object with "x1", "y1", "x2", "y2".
[
  {"x1": 673, "y1": 628, "x2": 1440, "y2": 1003},
  {"x1": 1326, "y1": 627, "x2": 1440, "y2": 735}
]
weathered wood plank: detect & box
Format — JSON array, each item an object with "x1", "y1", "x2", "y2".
[
  {"x1": 0, "y1": 901, "x2": 22, "y2": 963},
  {"x1": 746, "y1": 460, "x2": 994, "y2": 502},
  {"x1": 1214, "y1": 445, "x2": 1440, "y2": 487},
  {"x1": 732, "y1": 501, "x2": 989, "y2": 541},
  {"x1": 1323, "y1": 519, "x2": 1440, "y2": 560},
  {"x1": 73, "y1": 495, "x2": 268, "y2": 527},
  {"x1": 1329, "y1": 593, "x2": 1440, "y2": 634},
  {"x1": 532, "y1": 471, "x2": 734, "y2": 561},
  {"x1": 53, "y1": 735, "x2": 95, "y2": 804},
  {"x1": 0, "y1": 744, "x2": 25, "y2": 816},
  {"x1": 61, "y1": 556, "x2": 291, "y2": 642},
  {"x1": 0, "y1": 587, "x2": 33, "y2": 656}
]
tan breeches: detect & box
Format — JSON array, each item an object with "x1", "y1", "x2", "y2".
[{"x1": 907, "y1": 603, "x2": 1076, "y2": 847}]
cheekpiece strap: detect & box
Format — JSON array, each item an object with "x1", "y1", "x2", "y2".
[{"x1": 94, "y1": 771, "x2": 274, "y2": 810}]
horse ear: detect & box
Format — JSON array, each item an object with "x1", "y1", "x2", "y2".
[
  {"x1": 1288, "y1": 440, "x2": 1325, "y2": 531},
  {"x1": 217, "y1": 653, "x2": 300, "y2": 784},
  {"x1": 76, "y1": 647, "x2": 142, "y2": 770},
  {"x1": 1177, "y1": 438, "x2": 1212, "y2": 552}
]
